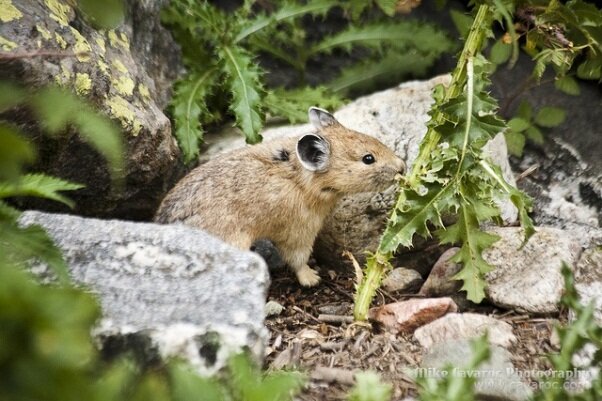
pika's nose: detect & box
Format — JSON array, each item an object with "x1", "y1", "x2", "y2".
[{"x1": 397, "y1": 158, "x2": 406, "y2": 174}]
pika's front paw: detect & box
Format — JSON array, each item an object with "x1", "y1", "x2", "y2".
[{"x1": 296, "y1": 265, "x2": 321, "y2": 287}]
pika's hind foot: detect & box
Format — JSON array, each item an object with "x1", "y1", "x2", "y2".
[{"x1": 295, "y1": 265, "x2": 321, "y2": 287}]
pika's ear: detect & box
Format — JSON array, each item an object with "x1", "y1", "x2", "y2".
[
  {"x1": 296, "y1": 134, "x2": 330, "y2": 172},
  {"x1": 308, "y1": 107, "x2": 339, "y2": 130}
]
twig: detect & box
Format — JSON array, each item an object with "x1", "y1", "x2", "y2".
[
  {"x1": 320, "y1": 341, "x2": 345, "y2": 352},
  {"x1": 292, "y1": 305, "x2": 322, "y2": 324},
  {"x1": 516, "y1": 164, "x2": 540, "y2": 182},
  {"x1": 311, "y1": 367, "x2": 356, "y2": 385},
  {"x1": 318, "y1": 314, "x2": 354, "y2": 324}
]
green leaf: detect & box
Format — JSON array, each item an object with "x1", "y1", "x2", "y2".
[
  {"x1": 504, "y1": 130, "x2": 526, "y2": 156},
  {"x1": 171, "y1": 68, "x2": 218, "y2": 163},
  {"x1": 220, "y1": 46, "x2": 264, "y2": 144},
  {"x1": 375, "y1": 0, "x2": 396, "y2": 16},
  {"x1": 534, "y1": 106, "x2": 566, "y2": 127},
  {"x1": 348, "y1": 371, "x2": 392, "y2": 401},
  {"x1": 489, "y1": 38, "x2": 511, "y2": 65},
  {"x1": 0, "y1": 82, "x2": 27, "y2": 112},
  {"x1": 169, "y1": 362, "x2": 225, "y2": 401},
  {"x1": 327, "y1": 52, "x2": 434, "y2": 95},
  {"x1": 554, "y1": 75, "x2": 581, "y2": 95},
  {"x1": 576, "y1": 57, "x2": 602, "y2": 80},
  {"x1": 264, "y1": 87, "x2": 344, "y2": 123},
  {"x1": 525, "y1": 126, "x2": 544, "y2": 144},
  {"x1": 507, "y1": 117, "x2": 530, "y2": 132},
  {"x1": 0, "y1": 174, "x2": 83, "y2": 208},
  {"x1": 311, "y1": 21, "x2": 453, "y2": 56},
  {"x1": 450, "y1": 9, "x2": 474, "y2": 39},
  {"x1": 516, "y1": 100, "x2": 533, "y2": 121},
  {"x1": 440, "y1": 203, "x2": 500, "y2": 303}
]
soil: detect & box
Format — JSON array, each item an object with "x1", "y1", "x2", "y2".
[{"x1": 264, "y1": 266, "x2": 563, "y2": 401}]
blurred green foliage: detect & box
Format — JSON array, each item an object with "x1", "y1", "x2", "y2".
[{"x1": 162, "y1": 0, "x2": 454, "y2": 162}]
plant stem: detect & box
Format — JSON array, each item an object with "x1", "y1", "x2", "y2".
[{"x1": 352, "y1": 4, "x2": 492, "y2": 322}]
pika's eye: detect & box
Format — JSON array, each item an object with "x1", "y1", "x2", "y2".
[{"x1": 362, "y1": 154, "x2": 375, "y2": 165}]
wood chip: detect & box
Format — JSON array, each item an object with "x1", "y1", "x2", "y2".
[{"x1": 311, "y1": 366, "x2": 356, "y2": 385}]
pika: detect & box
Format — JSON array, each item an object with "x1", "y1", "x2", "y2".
[{"x1": 155, "y1": 108, "x2": 405, "y2": 286}]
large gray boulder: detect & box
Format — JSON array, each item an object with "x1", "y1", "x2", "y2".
[
  {"x1": 19, "y1": 211, "x2": 269, "y2": 374},
  {"x1": 1, "y1": 0, "x2": 183, "y2": 219},
  {"x1": 203, "y1": 75, "x2": 518, "y2": 269}
]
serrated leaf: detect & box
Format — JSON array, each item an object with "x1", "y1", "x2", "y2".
[
  {"x1": 311, "y1": 21, "x2": 453, "y2": 56},
  {"x1": 171, "y1": 69, "x2": 217, "y2": 163},
  {"x1": 0, "y1": 174, "x2": 84, "y2": 208},
  {"x1": 220, "y1": 46, "x2": 264, "y2": 144},
  {"x1": 507, "y1": 117, "x2": 530, "y2": 132},
  {"x1": 264, "y1": 87, "x2": 343, "y2": 123},
  {"x1": 554, "y1": 75, "x2": 581, "y2": 95},
  {"x1": 534, "y1": 106, "x2": 566, "y2": 127},
  {"x1": 576, "y1": 57, "x2": 602, "y2": 80},
  {"x1": 441, "y1": 204, "x2": 500, "y2": 303},
  {"x1": 489, "y1": 38, "x2": 512, "y2": 65},
  {"x1": 327, "y1": 52, "x2": 434, "y2": 95},
  {"x1": 525, "y1": 126, "x2": 544, "y2": 145},
  {"x1": 504, "y1": 130, "x2": 526, "y2": 156}
]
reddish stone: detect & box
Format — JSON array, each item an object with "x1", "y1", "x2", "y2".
[{"x1": 368, "y1": 298, "x2": 458, "y2": 334}]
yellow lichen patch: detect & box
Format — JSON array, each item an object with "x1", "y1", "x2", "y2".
[
  {"x1": 69, "y1": 27, "x2": 92, "y2": 62},
  {"x1": 36, "y1": 24, "x2": 53, "y2": 41},
  {"x1": 114, "y1": 75, "x2": 135, "y2": 96},
  {"x1": 54, "y1": 64, "x2": 72, "y2": 86},
  {"x1": 45, "y1": 0, "x2": 72, "y2": 27},
  {"x1": 138, "y1": 84, "x2": 151, "y2": 104},
  {"x1": 95, "y1": 37, "x2": 106, "y2": 55},
  {"x1": 111, "y1": 59, "x2": 128, "y2": 74},
  {"x1": 74, "y1": 73, "x2": 92, "y2": 96},
  {"x1": 98, "y1": 59, "x2": 109, "y2": 76},
  {"x1": 0, "y1": 35, "x2": 18, "y2": 51},
  {"x1": 106, "y1": 96, "x2": 143, "y2": 136},
  {"x1": 55, "y1": 32, "x2": 67, "y2": 49},
  {"x1": 107, "y1": 30, "x2": 130, "y2": 50},
  {"x1": 0, "y1": 0, "x2": 23, "y2": 22}
]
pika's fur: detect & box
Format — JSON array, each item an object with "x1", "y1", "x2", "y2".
[{"x1": 155, "y1": 108, "x2": 405, "y2": 286}]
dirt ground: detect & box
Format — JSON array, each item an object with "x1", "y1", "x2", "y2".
[{"x1": 264, "y1": 267, "x2": 562, "y2": 401}]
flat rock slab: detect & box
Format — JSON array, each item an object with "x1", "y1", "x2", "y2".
[
  {"x1": 19, "y1": 211, "x2": 269, "y2": 374},
  {"x1": 414, "y1": 313, "x2": 516, "y2": 349},
  {"x1": 420, "y1": 339, "x2": 532, "y2": 401},
  {"x1": 484, "y1": 227, "x2": 582, "y2": 314},
  {"x1": 368, "y1": 297, "x2": 458, "y2": 335}
]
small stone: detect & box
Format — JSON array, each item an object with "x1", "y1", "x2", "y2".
[
  {"x1": 265, "y1": 300, "x2": 285, "y2": 317},
  {"x1": 368, "y1": 298, "x2": 458, "y2": 335},
  {"x1": 414, "y1": 313, "x2": 517, "y2": 349},
  {"x1": 419, "y1": 247, "x2": 461, "y2": 297},
  {"x1": 382, "y1": 267, "x2": 423, "y2": 293},
  {"x1": 484, "y1": 226, "x2": 582, "y2": 314},
  {"x1": 420, "y1": 339, "x2": 532, "y2": 401},
  {"x1": 574, "y1": 247, "x2": 602, "y2": 324}
]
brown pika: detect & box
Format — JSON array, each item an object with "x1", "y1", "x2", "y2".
[{"x1": 155, "y1": 108, "x2": 405, "y2": 286}]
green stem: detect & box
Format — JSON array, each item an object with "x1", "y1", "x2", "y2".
[
  {"x1": 352, "y1": 4, "x2": 493, "y2": 322},
  {"x1": 408, "y1": 4, "x2": 491, "y2": 187}
]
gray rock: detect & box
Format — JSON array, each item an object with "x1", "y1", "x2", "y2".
[
  {"x1": 414, "y1": 313, "x2": 517, "y2": 349},
  {"x1": 265, "y1": 300, "x2": 285, "y2": 317},
  {"x1": 484, "y1": 227, "x2": 582, "y2": 314},
  {"x1": 1, "y1": 0, "x2": 183, "y2": 219},
  {"x1": 419, "y1": 247, "x2": 462, "y2": 297},
  {"x1": 19, "y1": 211, "x2": 269, "y2": 374},
  {"x1": 382, "y1": 267, "x2": 424, "y2": 294},
  {"x1": 574, "y1": 247, "x2": 602, "y2": 324},
  {"x1": 203, "y1": 75, "x2": 517, "y2": 268},
  {"x1": 420, "y1": 339, "x2": 532, "y2": 401}
]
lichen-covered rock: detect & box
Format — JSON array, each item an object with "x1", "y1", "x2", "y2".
[
  {"x1": 483, "y1": 227, "x2": 582, "y2": 314},
  {"x1": 203, "y1": 75, "x2": 517, "y2": 269},
  {"x1": 19, "y1": 210, "x2": 269, "y2": 374},
  {"x1": 0, "y1": 0, "x2": 183, "y2": 219}
]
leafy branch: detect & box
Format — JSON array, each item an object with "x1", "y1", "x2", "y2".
[{"x1": 354, "y1": 4, "x2": 535, "y2": 321}]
